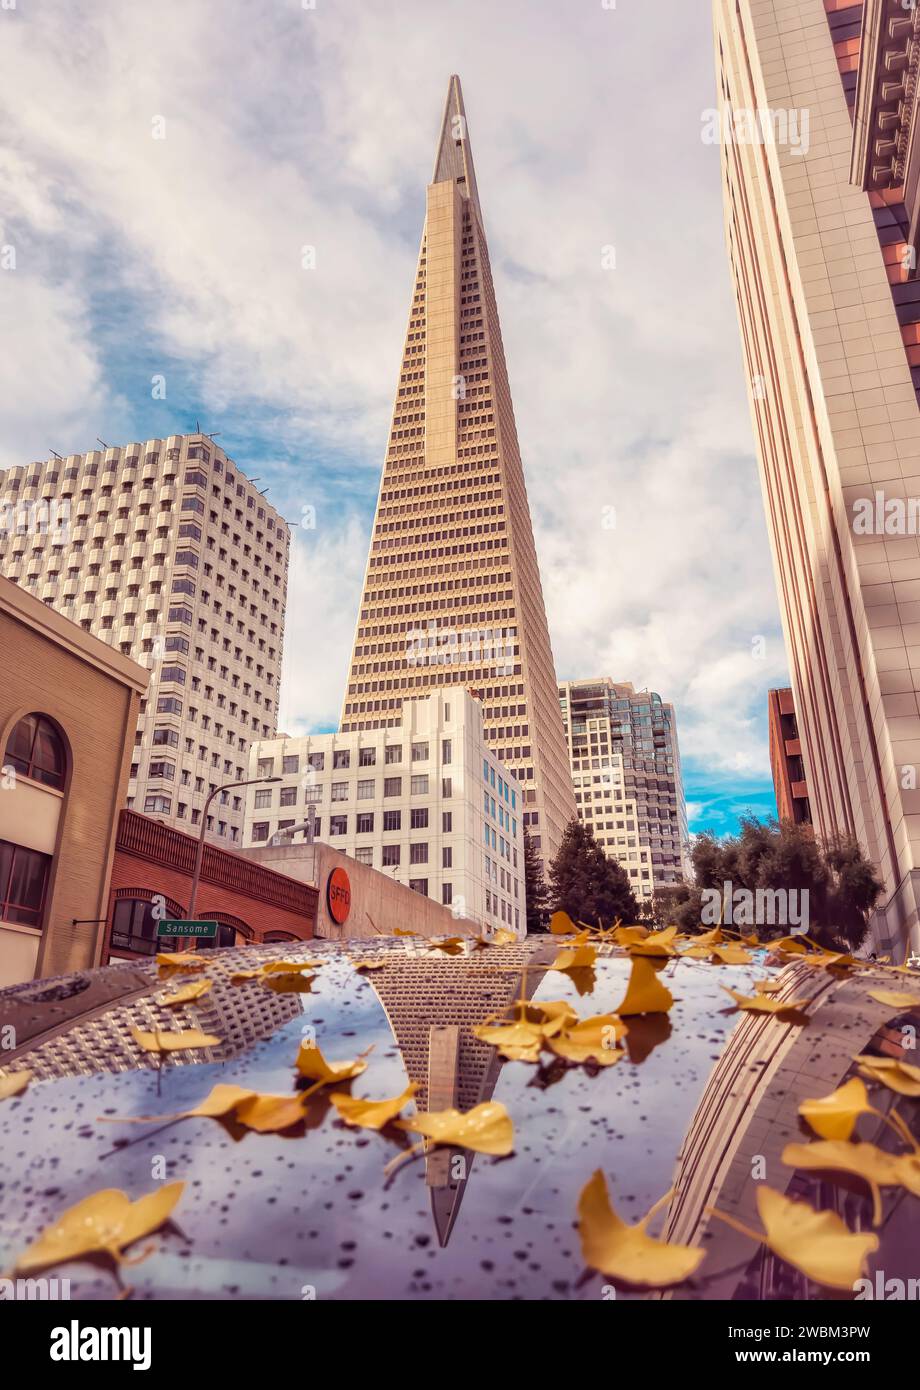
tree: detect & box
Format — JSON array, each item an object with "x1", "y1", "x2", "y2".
[
  {"x1": 523, "y1": 825, "x2": 551, "y2": 933},
  {"x1": 661, "y1": 816, "x2": 883, "y2": 950},
  {"x1": 548, "y1": 817, "x2": 640, "y2": 927}
]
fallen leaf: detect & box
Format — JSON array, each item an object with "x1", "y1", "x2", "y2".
[
  {"x1": 352, "y1": 959, "x2": 388, "y2": 971},
  {"x1": 710, "y1": 1186, "x2": 879, "y2": 1289},
  {"x1": 232, "y1": 1093, "x2": 311, "y2": 1133},
  {"x1": 721, "y1": 986, "x2": 810, "y2": 1018},
  {"x1": 548, "y1": 1015, "x2": 626, "y2": 1066},
  {"x1": 472, "y1": 1019, "x2": 545, "y2": 1062},
  {"x1": 578, "y1": 1170, "x2": 704, "y2": 1288},
  {"x1": 428, "y1": 937, "x2": 466, "y2": 956},
  {"x1": 262, "y1": 972, "x2": 317, "y2": 994},
  {"x1": 229, "y1": 970, "x2": 263, "y2": 983},
  {"x1": 16, "y1": 1183, "x2": 184, "y2": 1272},
  {"x1": 754, "y1": 978, "x2": 783, "y2": 994},
  {"x1": 613, "y1": 925, "x2": 649, "y2": 948},
  {"x1": 782, "y1": 1139, "x2": 905, "y2": 1226},
  {"x1": 396, "y1": 1100, "x2": 513, "y2": 1155},
  {"x1": 628, "y1": 927, "x2": 679, "y2": 958},
  {"x1": 773, "y1": 937, "x2": 809, "y2": 955},
  {"x1": 260, "y1": 959, "x2": 323, "y2": 974},
  {"x1": 855, "y1": 1054, "x2": 920, "y2": 1097},
  {"x1": 799, "y1": 1077, "x2": 875, "y2": 1142},
  {"x1": 709, "y1": 944, "x2": 754, "y2": 966},
  {"x1": 131, "y1": 1026, "x2": 221, "y2": 1053},
  {"x1": 0, "y1": 1071, "x2": 31, "y2": 1100},
  {"x1": 549, "y1": 910, "x2": 579, "y2": 935},
  {"x1": 551, "y1": 943, "x2": 598, "y2": 972},
  {"x1": 159, "y1": 980, "x2": 212, "y2": 1007},
  {"x1": 614, "y1": 956, "x2": 674, "y2": 1016},
  {"x1": 329, "y1": 1083, "x2": 418, "y2": 1130},
  {"x1": 295, "y1": 1042, "x2": 369, "y2": 1086},
  {"x1": 867, "y1": 989, "x2": 920, "y2": 1008},
  {"x1": 155, "y1": 953, "x2": 206, "y2": 972}
]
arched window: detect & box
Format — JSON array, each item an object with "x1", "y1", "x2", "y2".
[
  {"x1": 111, "y1": 890, "x2": 183, "y2": 956},
  {"x1": 5, "y1": 713, "x2": 67, "y2": 790},
  {"x1": 195, "y1": 912, "x2": 250, "y2": 950}
]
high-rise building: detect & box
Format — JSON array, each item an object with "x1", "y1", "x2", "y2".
[
  {"x1": 713, "y1": 0, "x2": 920, "y2": 953},
  {"x1": 768, "y1": 688, "x2": 812, "y2": 827},
  {"x1": 339, "y1": 76, "x2": 575, "y2": 868},
  {"x1": 557, "y1": 678, "x2": 691, "y2": 903},
  {"x1": 243, "y1": 690, "x2": 525, "y2": 935},
  {"x1": 0, "y1": 435, "x2": 290, "y2": 847}
]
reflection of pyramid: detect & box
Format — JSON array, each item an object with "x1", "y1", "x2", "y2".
[{"x1": 371, "y1": 941, "x2": 548, "y2": 1245}]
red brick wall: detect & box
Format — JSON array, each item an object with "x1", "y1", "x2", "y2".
[{"x1": 105, "y1": 811, "x2": 316, "y2": 959}]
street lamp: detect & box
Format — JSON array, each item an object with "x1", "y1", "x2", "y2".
[{"x1": 186, "y1": 776, "x2": 282, "y2": 920}]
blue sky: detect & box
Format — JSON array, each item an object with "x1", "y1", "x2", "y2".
[{"x1": 0, "y1": 0, "x2": 787, "y2": 839}]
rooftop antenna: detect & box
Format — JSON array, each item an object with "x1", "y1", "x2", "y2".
[
  {"x1": 96, "y1": 438, "x2": 109, "y2": 449},
  {"x1": 48, "y1": 449, "x2": 62, "y2": 459}
]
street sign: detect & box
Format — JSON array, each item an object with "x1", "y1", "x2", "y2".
[{"x1": 157, "y1": 920, "x2": 218, "y2": 938}]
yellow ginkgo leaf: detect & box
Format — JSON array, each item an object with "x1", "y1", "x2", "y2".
[
  {"x1": 260, "y1": 959, "x2": 322, "y2": 973},
  {"x1": 773, "y1": 937, "x2": 809, "y2": 955},
  {"x1": 295, "y1": 1042, "x2": 370, "y2": 1086},
  {"x1": 690, "y1": 927, "x2": 723, "y2": 947},
  {"x1": 782, "y1": 1139, "x2": 905, "y2": 1226},
  {"x1": 472, "y1": 1019, "x2": 546, "y2": 1062},
  {"x1": 396, "y1": 1101, "x2": 513, "y2": 1156},
  {"x1": 394, "y1": 927, "x2": 420, "y2": 938},
  {"x1": 155, "y1": 953, "x2": 206, "y2": 972},
  {"x1": 709, "y1": 944, "x2": 754, "y2": 965},
  {"x1": 16, "y1": 1183, "x2": 184, "y2": 1273},
  {"x1": 232, "y1": 1092, "x2": 310, "y2": 1133},
  {"x1": 613, "y1": 924, "x2": 649, "y2": 948},
  {"x1": 352, "y1": 959, "x2": 388, "y2": 971},
  {"x1": 799, "y1": 1077, "x2": 875, "y2": 1142},
  {"x1": 0, "y1": 1070, "x2": 31, "y2": 1100},
  {"x1": 714, "y1": 1186, "x2": 879, "y2": 1290},
  {"x1": 548, "y1": 1015, "x2": 626, "y2": 1066},
  {"x1": 159, "y1": 979, "x2": 212, "y2": 1007},
  {"x1": 614, "y1": 956, "x2": 674, "y2": 1016},
  {"x1": 855, "y1": 1054, "x2": 920, "y2": 1097},
  {"x1": 549, "y1": 910, "x2": 578, "y2": 935},
  {"x1": 578, "y1": 1170, "x2": 704, "y2": 1288},
  {"x1": 262, "y1": 972, "x2": 317, "y2": 994},
  {"x1": 628, "y1": 927, "x2": 678, "y2": 958},
  {"x1": 230, "y1": 970, "x2": 263, "y2": 983},
  {"x1": 429, "y1": 937, "x2": 465, "y2": 955},
  {"x1": 551, "y1": 943, "x2": 598, "y2": 972},
  {"x1": 329, "y1": 1082, "x2": 418, "y2": 1130},
  {"x1": 754, "y1": 978, "x2": 783, "y2": 994},
  {"x1": 131, "y1": 1026, "x2": 221, "y2": 1053},
  {"x1": 721, "y1": 986, "x2": 809, "y2": 1018},
  {"x1": 488, "y1": 928, "x2": 518, "y2": 946},
  {"x1": 867, "y1": 988, "x2": 920, "y2": 1008}
]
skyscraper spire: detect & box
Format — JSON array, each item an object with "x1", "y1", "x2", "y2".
[{"x1": 340, "y1": 77, "x2": 575, "y2": 868}]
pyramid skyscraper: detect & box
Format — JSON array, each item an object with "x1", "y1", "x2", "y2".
[{"x1": 340, "y1": 76, "x2": 575, "y2": 866}]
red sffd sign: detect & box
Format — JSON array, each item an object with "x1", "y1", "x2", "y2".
[{"x1": 327, "y1": 866, "x2": 351, "y2": 925}]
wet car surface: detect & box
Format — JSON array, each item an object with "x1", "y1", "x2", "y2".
[{"x1": 0, "y1": 937, "x2": 917, "y2": 1300}]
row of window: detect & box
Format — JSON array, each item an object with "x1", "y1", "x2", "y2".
[{"x1": 254, "y1": 740, "x2": 447, "y2": 777}]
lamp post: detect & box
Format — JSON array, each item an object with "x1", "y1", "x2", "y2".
[{"x1": 186, "y1": 776, "x2": 281, "y2": 921}]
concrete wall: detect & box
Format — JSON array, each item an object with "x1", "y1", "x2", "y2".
[{"x1": 243, "y1": 840, "x2": 471, "y2": 941}]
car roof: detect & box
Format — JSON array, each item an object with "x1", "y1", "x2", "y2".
[{"x1": 0, "y1": 938, "x2": 916, "y2": 1300}]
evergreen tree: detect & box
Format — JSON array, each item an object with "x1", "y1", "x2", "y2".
[
  {"x1": 548, "y1": 817, "x2": 640, "y2": 926},
  {"x1": 523, "y1": 825, "x2": 550, "y2": 933}
]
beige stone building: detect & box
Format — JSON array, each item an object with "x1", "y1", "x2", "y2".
[
  {"x1": 713, "y1": 0, "x2": 920, "y2": 954},
  {"x1": 558, "y1": 678, "x2": 691, "y2": 905},
  {"x1": 0, "y1": 435, "x2": 290, "y2": 848},
  {"x1": 0, "y1": 574, "x2": 147, "y2": 984},
  {"x1": 339, "y1": 76, "x2": 575, "y2": 870}
]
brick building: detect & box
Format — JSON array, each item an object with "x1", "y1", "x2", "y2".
[
  {"x1": 768, "y1": 688, "x2": 812, "y2": 827},
  {"x1": 105, "y1": 809, "x2": 317, "y2": 960}
]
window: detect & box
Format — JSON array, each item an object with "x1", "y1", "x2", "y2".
[
  {"x1": 144, "y1": 795, "x2": 171, "y2": 814},
  {"x1": 357, "y1": 779, "x2": 375, "y2": 800},
  {"x1": 330, "y1": 815, "x2": 347, "y2": 836},
  {"x1": 152, "y1": 728, "x2": 179, "y2": 748},
  {"x1": 442, "y1": 739, "x2": 452, "y2": 764},
  {"x1": 251, "y1": 822, "x2": 269, "y2": 842},
  {"x1": 160, "y1": 666, "x2": 186, "y2": 685},
  {"x1": 410, "y1": 807, "x2": 429, "y2": 829},
  {"x1": 384, "y1": 776, "x2": 402, "y2": 797},
  {"x1": 356, "y1": 812, "x2": 374, "y2": 834},
  {"x1": 409, "y1": 842, "x2": 428, "y2": 865},
  {"x1": 441, "y1": 777, "x2": 452, "y2": 798},
  {"x1": 331, "y1": 782, "x2": 349, "y2": 801},
  {"x1": 409, "y1": 878, "x2": 428, "y2": 896},
  {"x1": 382, "y1": 844, "x2": 400, "y2": 866},
  {"x1": 358, "y1": 747, "x2": 376, "y2": 766},
  {"x1": 442, "y1": 846, "x2": 452, "y2": 868},
  {"x1": 110, "y1": 897, "x2": 162, "y2": 955},
  {"x1": 148, "y1": 762, "x2": 175, "y2": 780},
  {"x1": 157, "y1": 697, "x2": 183, "y2": 716},
  {"x1": 355, "y1": 847, "x2": 373, "y2": 866},
  {"x1": 411, "y1": 741, "x2": 429, "y2": 762},
  {"x1": 411, "y1": 774, "x2": 429, "y2": 795},
  {"x1": 257, "y1": 757, "x2": 274, "y2": 776},
  {"x1": 4, "y1": 714, "x2": 66, "y2": 790},
  {"x1": 282, "y1": 754, "x2": 299, "y2": 775},
  {"x1": 280, "y1": 786, "x2": 297, "y2": 807},
  {"x1": 333, "y1": 750, "x2": 350, "y2": 769},
  {"x1": 383, "y1": 809, "x2": 401, "y2": 832},
  {"x1": 254, "y1": 789, "x2": 272, "y2": 809},
  {"x1": 442, "y1": 811, "x2": 452, "y2": 832},
  {"x1": 0, "y1": 839, "x2": 50, "y2": 928},
  {"x1": 308, "y1": 752, "x2": 325, "y2": 772},
  {"x1": 442, "y1": 882, "x2": 453, "y2": 906},
  {"x1": 304, "y1": 783, "x2": 322, "y2": 802},
  {"x1": 384, "y1": 744, "x2": 402, "y2": 764}
]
